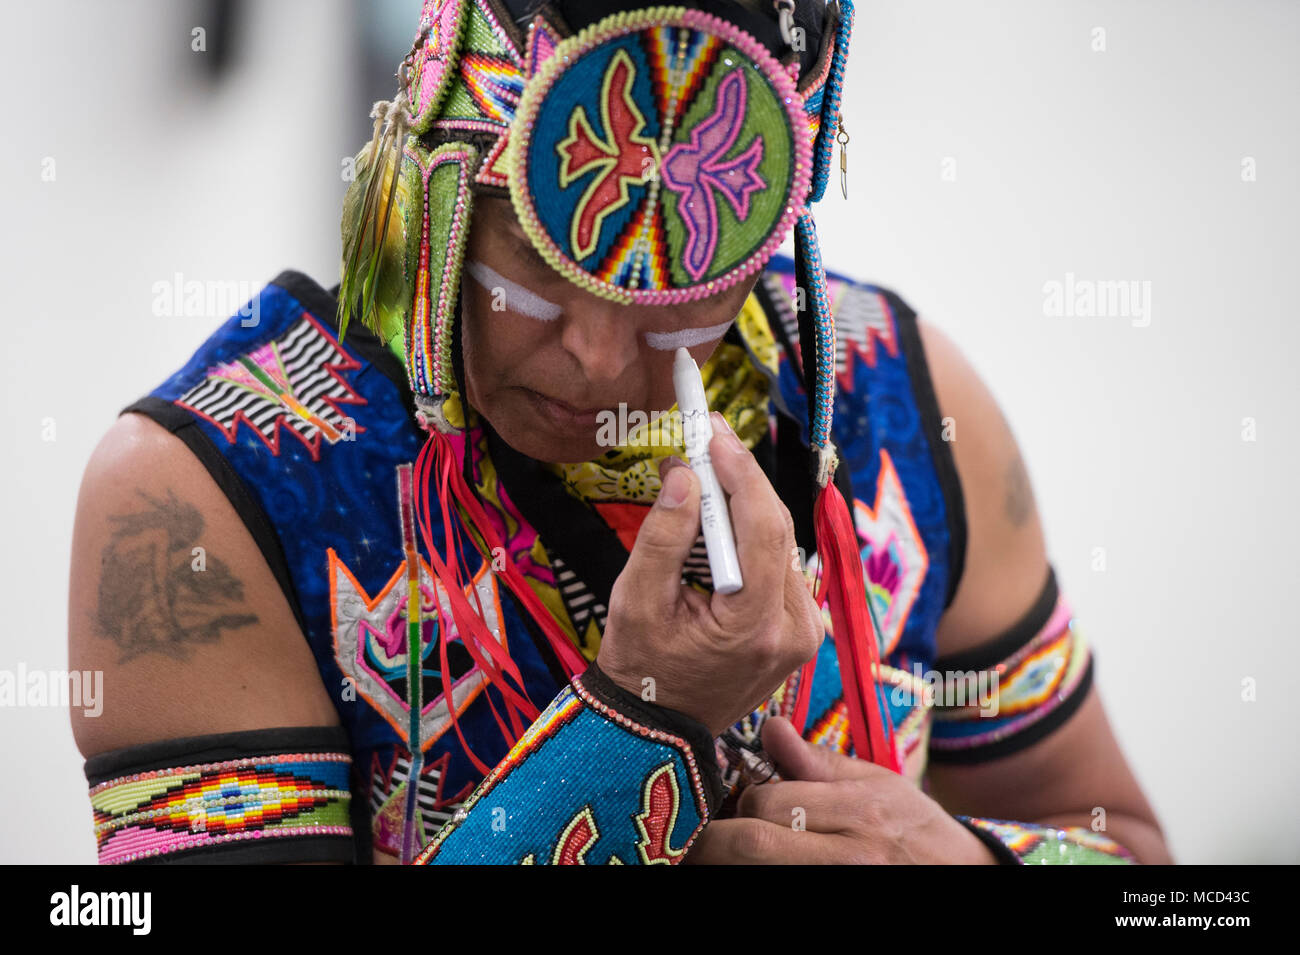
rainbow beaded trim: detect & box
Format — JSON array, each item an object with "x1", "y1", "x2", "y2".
[
  {"x1": 956, "y1": 815, "x2": 1138, "y2": 865},
  {"x1": 508, "y1": 7, "x2": 814, "y2": 304},
  {"x1": 89, "y1": 750, "x2": 353, "y2": 865},
  {"x1": 404, "y1": 139, "x2": 478, "y2": 399}
]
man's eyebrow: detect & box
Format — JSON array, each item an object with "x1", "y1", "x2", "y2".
[{"x1": 506, "y1": 227, "x2": 550, "y2": 266}]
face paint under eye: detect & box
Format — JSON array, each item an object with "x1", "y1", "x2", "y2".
[
  {"x1": 467, "y1": 261, "x2": 563, "y2": 322},
  {"x1": 644, "y1": 319, "x2": 734, "y2": 351}
]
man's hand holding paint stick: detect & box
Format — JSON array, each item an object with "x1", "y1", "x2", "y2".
[{"x1": 595, "y1": 348, "x2": 824, "y2": 738}]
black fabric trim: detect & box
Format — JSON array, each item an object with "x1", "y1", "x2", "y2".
[
  {"x1": 119, "y1": 396, "x2": 311, "y2": 641},
  {"x1": 953, "y1": 816, "x2": 1022, "y2": 865},
  {"x1": 755, "y1": 275, "x2": 805, "y2": 393},
  {"x1": 792, "y1": 239, "x2": 820, "y2": 471},
  {"x1": 500, "y1": 574, "x2": 576, "y2": 695},
  {"x1": 891, "y1": 298, "x2": 967, "y2": 610},
  {"x1": 773, "y1": 406, "x2": 816, "y2": 557},
  {"x1": 577, "y1": 660, "x2": 724, "y2": 817},
  {"x1": 933, "y1": 566, "x2": 1058, "y2": 674},
  {"x1": 348, "y1": 761, "x2": 374, "y2": 865},
  {"x1": 752, "y1": 273, "x2": 818, "y2": 554},
  {"x1": 84, "y1": 725, "x2": 353, "y2": 784},
  {"x1": 749, "y1": 423, "x2": 781, "y2": 510},
  {"x1": 484, "y1": 421, "x2": 628, "y2": 615},
  {"x1": 271, "y1": 269, "x2": 416, "y2": 422},
  {"x1": 800, "y1": 1, "x2": 840, "y2": 97},
  {"x1": 499, "y1": 0, "x2": 829, "y2": 82},
  {"x1": 927, "y1": 655, "x2": 1095, "y2": 765},
  {"x1": 122, "y1": 836, "x2": 357, "y2": 866}
]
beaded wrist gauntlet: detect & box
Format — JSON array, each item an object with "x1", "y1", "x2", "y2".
[
  {"x1": 955, "y1": 815, "x2": 1138, "y2": 865},
  {"x1": 413, "y1": 661, "x2": 724, "y2": 864}
]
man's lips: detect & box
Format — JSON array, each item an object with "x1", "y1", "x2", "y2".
[{"x1": 517, "y1": 387, "x2": 612, "y2": 428}]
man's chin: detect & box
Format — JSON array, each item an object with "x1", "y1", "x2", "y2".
[
  {"x1": 484, "y1": 390, "x2": 614, "y2": 463},
  {"x1": 501, "y1": 429, "x2": 604, "y2": 464},
  {"x1": 487, "y1": 406, "x2": 604, "y2": 463}
]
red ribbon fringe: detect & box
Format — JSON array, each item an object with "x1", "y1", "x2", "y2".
[{"x1": 808, "y1": 478, "x2": 901, "y2": 772}]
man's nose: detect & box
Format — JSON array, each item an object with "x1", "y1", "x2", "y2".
[{"x1": 558, "y1": 300, "x2": 641, "y2": 384}]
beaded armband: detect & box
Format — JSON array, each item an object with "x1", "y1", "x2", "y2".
[
  {"x1": 412, "y1": 661, "x2": 723, "y2": 865},
  {"x1": 84, "y1": 726, "x2": 355, "y2": 864},
  {"x1": 955, "y1": 815, "x2": 1138, "y2": 865},
  {"x1": 928, "y1": 567, "x2": 1093, "y2": 763}
]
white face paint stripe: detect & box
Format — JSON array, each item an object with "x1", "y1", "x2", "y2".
[
  {"x1": 467, "y1": 259, "x2": 732, "y2": 349},
  {"x1": 644, "y1": 320, "x2": 735, "y2": 351},
  {"x1": 466, "y1": 260, "x2": 563, "y2": 322}
]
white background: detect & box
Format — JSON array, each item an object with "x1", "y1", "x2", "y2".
[{"x1": 1, "y1": 0, "x2": 1295, "y2": 863}]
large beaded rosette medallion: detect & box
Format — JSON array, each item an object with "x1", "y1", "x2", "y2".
[{"x1": 509, "y1": 8, "x2": 812, "y2": 304}]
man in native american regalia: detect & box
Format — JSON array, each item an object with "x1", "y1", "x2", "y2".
[{"x1": 70, "y1": 0, "x2": 1170, "y2": 866}]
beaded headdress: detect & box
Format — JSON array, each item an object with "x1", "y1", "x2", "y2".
[
  {"x1": 342, "y1": 0, "x2": 846, "y2": 423},
  {"x1": 337, "y1": 0, "x2": 897, "y2": 803}
]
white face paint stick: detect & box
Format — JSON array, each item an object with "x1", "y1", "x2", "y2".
[{"x1": 672, "y1": 346, "x2": 743, "y2": 595}]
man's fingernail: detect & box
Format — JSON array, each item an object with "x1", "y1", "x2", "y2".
[
  {"x1": 658, "y1": 454, "x2": 685, "y2": 478},
  {"x1": 658, "y1": 464, "x2": 689, "y2": 508},
  {"x1": 711, "y1": 412, "x2": 746, "y2": 454}
]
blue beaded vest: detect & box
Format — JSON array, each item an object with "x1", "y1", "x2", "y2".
[{"x1": 124, "y1": 258, "x2": 964, "y2": 861}]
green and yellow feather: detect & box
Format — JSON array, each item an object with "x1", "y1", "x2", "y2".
[{"x1": 337, "y1": 104, "x2": 417, "y2": 357}]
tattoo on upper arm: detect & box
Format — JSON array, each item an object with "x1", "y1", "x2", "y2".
[
  {"x1": 95, "y1": 489, "x2": 258, "y2": 662},
  {"x1": 1004, "y1": 449, "x2": 1034, "y2": 527}
]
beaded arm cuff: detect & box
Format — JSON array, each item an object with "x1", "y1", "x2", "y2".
[
  {"x1": 955, "y1": 815, "x2": 1138, "y2": 865},
  {"x1": 412, "y1": 661, "x2": 724, "y2": 865},
  {"x1": 929, "y1": 567, "x2": 1094, "y2": 763},
  {"x1": 84, "y1": 726, "x2": 356, "y2": 865}
]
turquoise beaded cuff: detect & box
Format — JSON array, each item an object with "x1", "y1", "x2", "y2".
[
  {"x1": 955, "y1": 815, "x2": 1138, "y2": 865},
  {"x1": 85, "y1": 726, "x2": 356, "y2": 865},
  {"x1": 413, "y1": 661, "x2": 723, "y2": 864}
]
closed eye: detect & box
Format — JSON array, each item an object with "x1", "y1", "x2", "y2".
[{"x1": 506, "y1": 228, "x2": 553, "y2": 272}]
